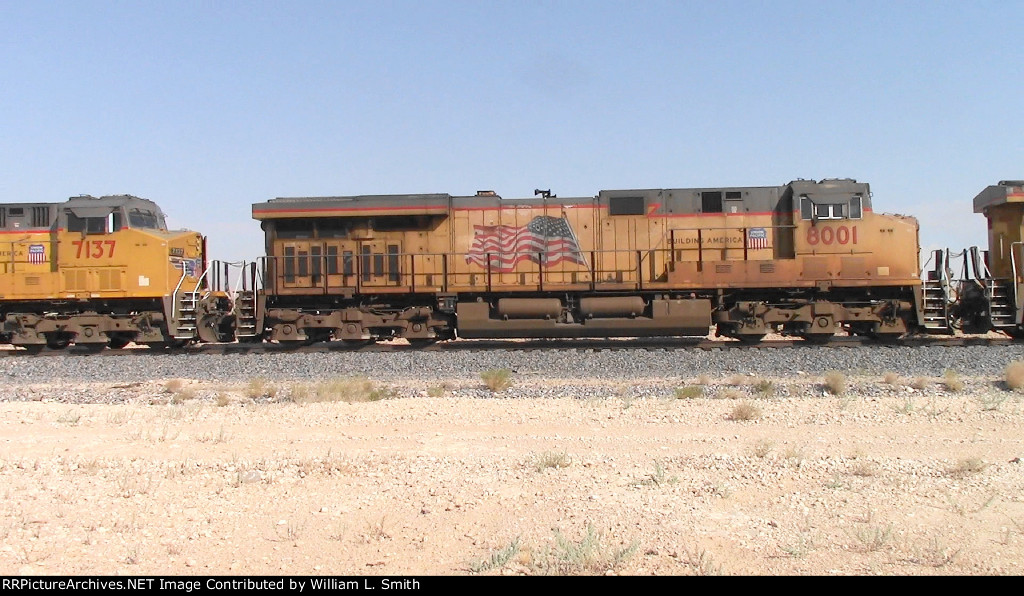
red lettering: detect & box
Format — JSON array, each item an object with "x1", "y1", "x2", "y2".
[
  {"x1": 837, "y1": 226, "x2": 850, "y2": 244},
  {"x1": 71, "y1": 239, "x2": 116, "y2": 259}
]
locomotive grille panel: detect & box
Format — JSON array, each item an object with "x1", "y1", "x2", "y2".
[
  {"x1": 64, "y1": 270, "x2": 87, "y2": 291},
  {"x1": 759, "y1": 264, "x2": 775, "y2": 274}
]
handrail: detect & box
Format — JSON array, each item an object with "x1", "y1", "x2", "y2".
[{"x1": 1010, "y1": 241, "x2": 1023, "y2": 313}]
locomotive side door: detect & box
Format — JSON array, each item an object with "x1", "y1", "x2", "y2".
[
  {"x1": 279, "y1": 240, "x2": 315, "y2": 291},
  {"x1": 356, "y1": 240, "x2": 403, "y2": 289},
  {"x1": 598, "y1": 211, "x2": 637, "y2": 285}
]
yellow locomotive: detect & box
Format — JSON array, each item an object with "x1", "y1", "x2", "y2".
[
  {"x1": 0, "y1": 194, "x2": 232, "y2": 351},
  {"x1": 251, "y1": 178, "x2": 922, "y2": 343},
  {"x1": 931, "y1": 180, "x2": 1024, "y2": 337}
]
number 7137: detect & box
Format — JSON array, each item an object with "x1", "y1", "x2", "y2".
[{"x1": 72, "y1": 239, "x2": 116, "y2": 259}]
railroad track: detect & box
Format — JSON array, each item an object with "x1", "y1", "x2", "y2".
[{"x1": 0, "y1": 335, "x2": 1015, "y2": 358}]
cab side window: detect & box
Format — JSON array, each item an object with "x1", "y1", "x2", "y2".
[{"x1": 67, "y1": 213, "x2": 107, "y2": 234}]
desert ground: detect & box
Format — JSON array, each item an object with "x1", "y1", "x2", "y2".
[{"x1": 1, "y1": 371, "x2": 1022, "y2": 576}]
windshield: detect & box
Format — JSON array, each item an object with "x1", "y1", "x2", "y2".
[{"x1": 128, "y1": 208, "x2": 166, "y2": 230}]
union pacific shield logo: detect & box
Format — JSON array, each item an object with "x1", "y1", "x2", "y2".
[
  {"x1": 27, "y1": 244, "x2": 46, "y2": 264},
  {"x1": 747, "y1": 228, "x2": 768, "y2": 250}
]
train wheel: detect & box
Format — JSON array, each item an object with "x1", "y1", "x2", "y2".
[
  {"x1": 108, "y1": 336, "x2": 132, "y2": 350},
  {"x1": 1005, "y1": 326, "x2": 1024, "y2": 339},
  {"x1": 45, "y1": 335, "x2": 72, "y2": 351},
  {"x1": 736, "y1": 334, "x2": 766, "y2": 344},
  {"x1": 77, "y1": 343, "x2": 106, "y2": 354},
  {"x1": 20, "y1": 344, "x2": 45, "y2": 354},
  {"x1": 407, "y1": 338, "x2": 438, "y2": 348},
  {"x1": 304, "y1": 330, "x2": 332, "y2": 345},
  {"x1": 801, "y1": 334, "x2": 833, "y2": 345}
]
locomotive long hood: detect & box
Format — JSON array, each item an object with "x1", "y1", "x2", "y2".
[{"x1": 252, "y1": 194, "x2": 451, "y2": 220}]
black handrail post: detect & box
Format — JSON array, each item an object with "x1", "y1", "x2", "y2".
[
  {"x1": 590, "y1": 250, "x2": 596, "y2": 291},
  {"x1": 538, "y1": 252, "x2": 544, "y2": 292},
  {"x1": 486, "y1": 253, "x2": 492, "y2": 293},
  {"x1": 697, "y1": 230, "x2": 703, "y2": 272},
  {"x1": 637, "y1": 250, "x2": 643, "y2": 291}
]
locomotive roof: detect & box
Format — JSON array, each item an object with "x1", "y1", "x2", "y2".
[
  {"x1": 973, "y1": 180, "x2": 1024, "y2": 213},
  {"x1": 0, "y1": 194, "x2": 162, "y2": 211},
  {"x1": 251, "y1": 179, "x2": 871, "y2": 219}
]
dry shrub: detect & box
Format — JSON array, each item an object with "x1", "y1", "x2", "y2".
[
  {"x1": 246, "y1": 377, "x2": 277, "y2": 399},
  {"x1": 942, "y1": 370, "x2": 964, "y2": 393},
  {"x1": 850, "y1": 460, "x2": 877, "y2": 477},
  {"x1": 481, "y1": 369, "x2": 513, "y2": 393},
  {"x1": 911, "y1": 377, "x2": 929, "y2": 390},
  {"x1": 291, "y1": 377, "x2": 394, "y2": 403},
  {"x1": 533, "y1": 451, "x2": 571, "y2": 472},
  {"x1": 675, "y1": 386, "x2": 704, "y2": 399},
  {"x1": 719, "y1": 388, "x2": 744, "y2": 400},
  {"x1": 1005, "y1": 361, "x2": 1024, "y2": 391},
  {"x1": 823, "y1": 371, "x2": 846, "y2": 396},
  {"x1": 883, "y1": 372, "x2": 900, "y2": 385},
  {"x1": 163, "y1": 379, "x2": 184, "y2": 394},
  {"x1": 728, "y1": 401, "x2": 762, "y2": 421}
]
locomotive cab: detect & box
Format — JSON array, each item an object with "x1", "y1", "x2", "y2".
[
  {"x1": 963, "y1": 181, "x2": 1024, "y2": 336},
  {"x1": 1, "y1": 194, "x2": 208, "y2": 350}
]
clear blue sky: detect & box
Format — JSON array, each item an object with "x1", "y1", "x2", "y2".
[{"x1": 1, "y1": 1, "x2": 1021, "y2": 263}]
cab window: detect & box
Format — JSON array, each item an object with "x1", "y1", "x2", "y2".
[
  {"x1": 128, "y1": 209, "x2": 163, "y2": 229},
  {"x1": 67, "y1": 213, "x2": 108, "y2": 234}
]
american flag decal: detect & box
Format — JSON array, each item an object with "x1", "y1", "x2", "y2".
[
  {"x1": 466, "y1": 215, "x2": 586, "y2": 272},
  {"x1": 747, "y1": 227, "x2": 768, "y2": 250},
  {"x1": 27, "y1": 244, "x2": 46, "y2": 264}
]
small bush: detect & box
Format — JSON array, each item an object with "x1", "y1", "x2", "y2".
[
  {"x1": 850, "y1": 460, "x2": 877, "y2": 477},
  {"x1": 823, "y1": 371, "x2": 846, "y2": 396},
  {"x1": 728, "y1": 401, "x2": 762, "y2": 421},
  {"x1": 752, "y1": 439, "x2": 774, "y2": 458},
  {"x1": 695, "y1": 374, "x2": 712, "y2": 385},
  {"x1": 163, "y1": 379, "x2": 184, "y2": 394},
  {"x1": 290, "y1": 377, "x2": 394, "y2": 403},
  {"x1": 942, "y1": 370, "x2": 964, "y2": 393},
  {"x1": 675, "y1": 386, "x2": 704, "y2": 399},
  {"x1": 529, "y1": 524, "x2": 638, "y2": 575},
  {"x1": 754, "y1": 379, "x2": 775, "y2": 396},
  {"x1": 853, "y1": 524, "x2": 894, "y2": 552},
  {"x1": 719, "y1": 388, "x2": 744, "y2": 400},
  {"x1": 470, "y1": 537, "x2": 522, "y2": 573},
  {"x1": 170, "y1": 387, "x2": 195, "y2": 404},
  {"x1": 911, "y1": 377, "x2": 929, "y2": 390},
  {"x1": 426, "y1": 385, "x2": 446, "y2": 398},
  {"x1": 1005, "y1": 361, "x2": 1024, "y2": 391},
  {"x1": 883, "y1": 372, "x2": 900, "y2": 385},
  {"x1": 481, "y1": 369, "x2": 513, "y2": 393},
  {"x1": 533, "y1": 451, "x2": 571, "y2": 472},
  {"x1": 634, "y1": 460, "x2": 678, "y2": 487},
  {"x1": 216, "y1": 393, "x2": 231, "y2": 407}
]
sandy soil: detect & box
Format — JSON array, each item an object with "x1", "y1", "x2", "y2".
[{"x1": 1, "y1": 375, "x2": 1023, "y2": 576}]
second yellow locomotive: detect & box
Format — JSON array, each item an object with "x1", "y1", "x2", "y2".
[{"x1": 250, "y1": 178, "x2": 922, "y2": 343}]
